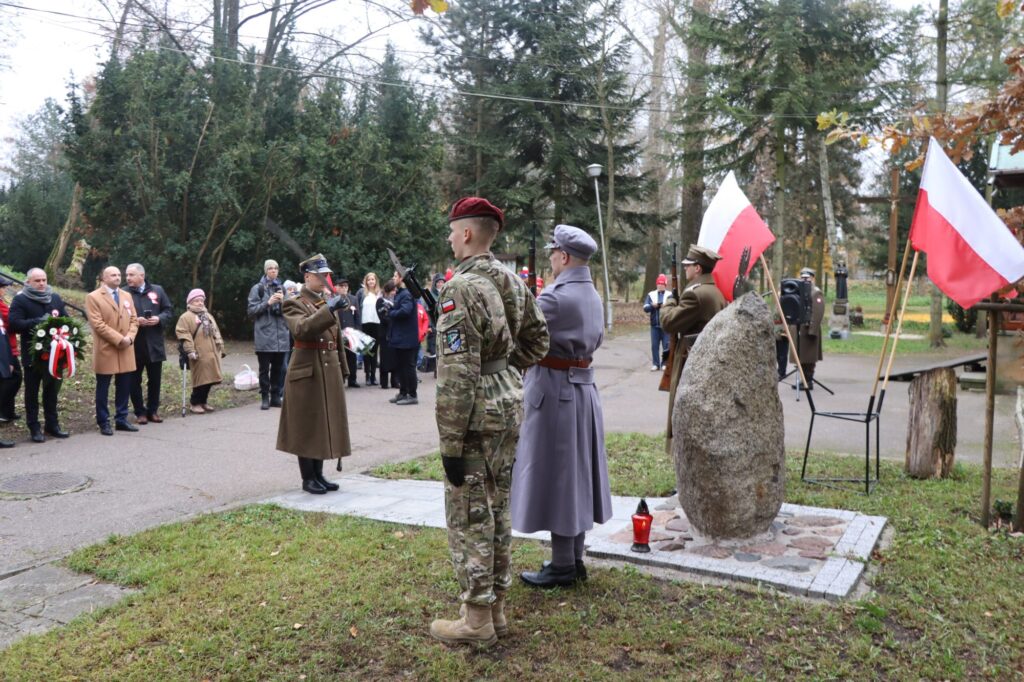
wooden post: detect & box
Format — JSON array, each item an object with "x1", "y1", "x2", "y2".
[
  {"x1": 881, "y1": 252, "x2": 920, "y2": 394},
  {"x1": 905, "y1": 367, "x2": 957, "y2": 478},
  {"x1": 1014, "y1": 386, "x2": 1024, "y2": 532},
  {"x1": 981, "y1": 308, "x2": 998, "y2": 528},
  {"x1": 872, "y1": 239, "x2": 913, "y2": 400}
]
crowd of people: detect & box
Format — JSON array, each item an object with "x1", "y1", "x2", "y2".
[{"x1": 0, "y1": 255, "x2": 454, "y2": 448}]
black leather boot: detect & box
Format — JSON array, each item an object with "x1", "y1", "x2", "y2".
[
  {"x1": 520, "y1": 563, "x2": 577, "y2": 588},
  {"x1": 298, "y1": 458, "x2": 326, "y2": 494},
  {"x1": 314, "y1": 459, "x2": 339, "y2": 491},
  {"x1": 543, "y1": 560, "x2": 587, "y2": 582},
  {"x1": 260, "y1": 395, "x2": 270, "y2": 410}
]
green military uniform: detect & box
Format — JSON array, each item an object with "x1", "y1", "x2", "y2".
[
  {"x1": 435, "y1": 253, "x2": 549, "y2": 607},
  {"x1": 660, "y1": 246, "x2": 727, "y2": 449}
]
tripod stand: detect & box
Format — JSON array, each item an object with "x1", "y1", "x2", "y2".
[{"x1": 777, "y1": 330, "x2": 833, "y2": 401}]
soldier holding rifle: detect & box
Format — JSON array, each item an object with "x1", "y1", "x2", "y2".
[{"x1": 659, "y1": 244, "x2": 726, "y2": 452}]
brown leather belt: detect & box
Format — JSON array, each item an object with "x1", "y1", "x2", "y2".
[
  {"x1": 538, "y1": 356, "x2": 592, "y2": 370},
  {"x1": 293, "y1": 340, "x2": 337, "y2": 351}
]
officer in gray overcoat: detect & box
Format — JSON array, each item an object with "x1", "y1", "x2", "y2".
[{"x1": 512, "y1": 224, "x2": 612, "y2": 588}]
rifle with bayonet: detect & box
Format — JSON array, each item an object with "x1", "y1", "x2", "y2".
[
  {"x1": 387, "y1": 247, "x2": 437, "y2": 325},
  {"x1": 657, "y1": 243, "x2": 678, "y2": 392},
  {"x1": 527, "y1": 222, "x2": 538, "y2": 296}
]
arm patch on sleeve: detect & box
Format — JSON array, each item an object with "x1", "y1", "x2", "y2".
[{"x1": 443, "y1": 327, "x2": 467, "y2": 355}]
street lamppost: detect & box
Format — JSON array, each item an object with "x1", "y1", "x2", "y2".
[{"x1": 587, "y1": 163, "x2": 613, "y2": 330}]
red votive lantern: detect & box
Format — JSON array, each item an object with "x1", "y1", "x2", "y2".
[{"x1": 631, "y1": 498, "x2": 653, "y2": 553}]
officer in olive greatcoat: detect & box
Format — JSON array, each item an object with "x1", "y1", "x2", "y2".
[
  {"x1": 276, "y1": 254, "x2": 352, "y2": 494},
  {"x1": 790, "y1": 267, "x2": 825, "y2": 387},
  {"x1": 659, "y1": 244, "x2": 727, "y2": 452}
]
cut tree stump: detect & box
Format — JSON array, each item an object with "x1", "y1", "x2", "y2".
[{"x1": 905, "y1": 367, "x2": 957, "y2": 479}]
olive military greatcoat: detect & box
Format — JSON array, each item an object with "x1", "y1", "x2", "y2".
[
  {"x1": 659, "y1": 272, "x2": 727, "y2": 444},
  {"x1": 276, "y1": 286, "x2": 351, "y2": 461},
  {"x1": 789, "y1": 285, "x2": 825, "y2": 364}
]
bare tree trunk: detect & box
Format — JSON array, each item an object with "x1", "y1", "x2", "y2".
[
  {"x1": 111, "y1": 0, "x2": 134, "y2": 55},
  {"x1": 771, "y1": 123, "x2": 786, "y2": 283},
  {"x1": 641, "y1": 3, "x2": 670, "y2": 294},
  {"x1": 929, "y1": 0, "x2": 949, "y2": 348},
  {"x1": 45, "y1": 183, "x2": 83, "y2": 279},
  {"x1": 678, "y1": 0, "x2": 711, "y2": 253},
  {"x1": 905, "y1": 367, "x2": 957, "y2": 478}
]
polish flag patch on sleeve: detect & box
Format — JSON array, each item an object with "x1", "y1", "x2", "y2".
[{"x1": 440, "y1": 299, "x2": 456, "y2": 314}]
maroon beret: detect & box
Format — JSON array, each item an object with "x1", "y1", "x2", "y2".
[{"x1": 448, "y1": 197, "x2": 505, "y2": 231}]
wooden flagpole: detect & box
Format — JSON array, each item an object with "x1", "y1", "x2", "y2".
[
  {"x1": 760, "y1": 255, "x2": 809, "y2": 390},
  {"x1": 870, "y1": 238, "x2": 914, "y2": 400},
  {"x1": 881, "y1": 251, "x2": 920, "y2": 394}
]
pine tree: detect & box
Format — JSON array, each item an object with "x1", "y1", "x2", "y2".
[{"x1": 674, "y1": 0, "x2": 894, "y2": 278}]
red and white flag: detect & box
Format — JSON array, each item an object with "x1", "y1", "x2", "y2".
[
  {"x1": 910, "y1": 137, "x2": 1024, "y2": 308},
  {"x1": 698, "y1": 171, "x2": 776, "y2": 301}
]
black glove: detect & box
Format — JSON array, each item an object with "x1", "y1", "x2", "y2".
[
  {"x1": 327, "y1": 295, "x2": 344, "y2": 311},
  {"x1": 441, "y1": 456, "x2": 465, "y2": 487}
]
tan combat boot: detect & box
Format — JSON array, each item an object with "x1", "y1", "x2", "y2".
[
  {"x1": 459, "y1": 592, "x2": 508, "y2": 637},
  {"x1": 430, "y1": 603, "x2": 497, "y2": 648}
]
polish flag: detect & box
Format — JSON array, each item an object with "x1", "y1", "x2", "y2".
[
  {"x1": 910, "y1": 137, "x2": 1024, "y2": 309},
  {"x1": 698, "y1": 171, "x2": 776, "y2": 301}
]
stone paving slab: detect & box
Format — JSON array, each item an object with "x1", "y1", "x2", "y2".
[
  {"x1": 269, "y1": 475, "x2": 887, "y2": 601},
  {"x1": 0, "y1": 564, "x2": 137, "y2": 651}
]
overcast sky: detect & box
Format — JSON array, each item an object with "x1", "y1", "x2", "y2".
[{"x1": 0, "y1": 0, "x2": 935, "y2": 179}]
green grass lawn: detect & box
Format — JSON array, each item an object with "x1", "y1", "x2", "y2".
[{"x1": 2, "y1": 435, "x2": 1022, "y2": 679}]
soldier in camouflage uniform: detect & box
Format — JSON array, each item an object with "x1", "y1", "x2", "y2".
[{"x1": 429, "y1": 197, "x2": 549, "y2": 648}]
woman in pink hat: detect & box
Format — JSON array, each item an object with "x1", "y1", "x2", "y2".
[{"x1": 175, "y1": 289, "x2": 225, "y2": 414}]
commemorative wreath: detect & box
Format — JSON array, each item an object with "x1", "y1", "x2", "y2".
[{"x1": 30, "y1": 315, "x2": 87, "y2": 379}]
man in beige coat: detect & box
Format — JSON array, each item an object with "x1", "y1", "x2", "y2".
[
  {"x1": 86, "y1": 266, "x2": 139, "y2": 436},
  {"x1": 276, "y1": 253, "x2": 352, "y2": 495}
]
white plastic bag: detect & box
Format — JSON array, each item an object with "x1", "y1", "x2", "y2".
[
  {"x1": 233, "y1": 364, "x2": 260, "y2": 391},
  {"x1": 342, "y1": 328, "x2": 376, "y2": 354}
]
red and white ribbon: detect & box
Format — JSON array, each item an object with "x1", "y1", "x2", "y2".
[{"x1": 48, "y1": 328, "x2": 76, "y2": 379}]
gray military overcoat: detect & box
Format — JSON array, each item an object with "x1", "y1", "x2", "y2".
[{"x1": 511, "y1": 266, "x2": 612, "y2": 537}]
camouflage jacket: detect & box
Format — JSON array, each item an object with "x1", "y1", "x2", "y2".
[{"x1": 435, "y1": 253, "x2": 549, "y2": 458}]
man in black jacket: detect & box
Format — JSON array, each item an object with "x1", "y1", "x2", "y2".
[
  {"x1": 9, "y1": 268, "x2": 70, "y2": 443},
  {"x1": 334, "y1": 277, "x2": 360, "y2": 388},
  {"x1": 125, "y1": 263, "x2": 173, "y2": 424}
]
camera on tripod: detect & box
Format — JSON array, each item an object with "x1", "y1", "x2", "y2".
[{"x1": 779, "y1": 278, "x2": 813, "y2": 326}]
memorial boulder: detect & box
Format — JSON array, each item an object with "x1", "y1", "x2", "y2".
[{"x1": 672, "y1": 292, "x2": 785, "y2": 539}]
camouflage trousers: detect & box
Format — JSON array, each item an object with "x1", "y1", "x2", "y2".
[{"x1": 444, "y1": 428, "x2": 517, "y2": 607}]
